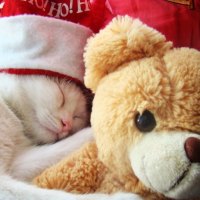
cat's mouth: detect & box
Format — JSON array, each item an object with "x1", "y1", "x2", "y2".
[
  {"x1": 38, "y1": 122, "x2": 61, "y2": 140},
  {"x1": 44, "y1": 126, "x2": 60, "y2": 140},
  {"x1": 37, "y1": 119, "x2": 72, "y2": 142},
  {"x1": 44, "y1": 125, "x2": 71, "y2": 141}
]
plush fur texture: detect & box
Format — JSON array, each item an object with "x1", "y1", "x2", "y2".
[{"x1": 34, "y1": 16, "x2": 200, "y2": 200}]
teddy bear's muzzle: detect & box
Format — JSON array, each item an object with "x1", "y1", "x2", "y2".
[{"x1": 129, "y1": 132, "x2": 200, "y2": 200}]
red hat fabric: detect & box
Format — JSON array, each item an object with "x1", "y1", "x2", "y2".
[
  {"x1": 0, "y1": 0, "x2": 107, "y2": 33},
  {"x1": 0, "y1": 0, "x2": 107, "y2": 85}
]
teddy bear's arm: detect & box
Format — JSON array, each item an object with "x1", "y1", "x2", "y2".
[{"x1": 33, "y1": 142, "x2": 107, "y2": 194}]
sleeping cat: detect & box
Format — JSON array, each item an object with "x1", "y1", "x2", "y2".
[
  {"x1": 0, "y1": 74, "x2": 141, "y2": 200},
  {"x1": 0, "y1": 74, "x2": 91, "y2": 180}
]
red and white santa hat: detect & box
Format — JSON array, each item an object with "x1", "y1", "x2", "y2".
[{"x1": 0, "y1": 0, "x2": 107, "y2": 87}]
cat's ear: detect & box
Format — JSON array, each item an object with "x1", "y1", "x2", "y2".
[{"x1": 84, "y1": 15, "x2": 172, "y2": 92}]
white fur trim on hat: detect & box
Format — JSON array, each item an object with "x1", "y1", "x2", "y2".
[{"x1": 0, "y1": 14, "x2": 92, "y2": 82}]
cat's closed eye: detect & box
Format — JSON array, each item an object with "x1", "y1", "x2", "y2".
[
  {"x1": 57, "y1": 83, "x2": 65, "y2": 108},
  {"x1": 73, "y1": 115, "x2": 84, "y2": 120}
]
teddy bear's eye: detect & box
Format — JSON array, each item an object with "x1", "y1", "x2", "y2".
[{"x1": 135, "y1": 110, "x2": 156, "y2": 133}]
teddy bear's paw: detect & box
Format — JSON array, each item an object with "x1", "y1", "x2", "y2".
[{"x1": 78, "y1": 192, "x2": 143, "y2": 200}]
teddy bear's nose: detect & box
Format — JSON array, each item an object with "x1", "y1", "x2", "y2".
[{"x1": 184, "y1": 137, "x2": 200, "y2": 163}]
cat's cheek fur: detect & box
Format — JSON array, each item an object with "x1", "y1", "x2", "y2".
[
  {"x1": 72, "y1": 117, "x2": 89, "y2": 134},
  {"x1": 26, "y1": 123, "x2": 58, "y2": 144}
]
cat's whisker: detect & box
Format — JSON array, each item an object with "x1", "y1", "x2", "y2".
[{"x1": 45, "y1": 112, "x2": 61, "y2": 132}]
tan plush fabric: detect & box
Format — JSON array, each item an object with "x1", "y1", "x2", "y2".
[
  {"x1": 34, "y1": 142, "x2": 106, "y2": 193},
  {"x1": 33, "y1": 16, "x2": 200, "y2": 200}
]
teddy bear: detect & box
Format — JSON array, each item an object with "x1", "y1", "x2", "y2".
[{"x1": 33, "y1": 16, "x2": 200, "y2": 200}]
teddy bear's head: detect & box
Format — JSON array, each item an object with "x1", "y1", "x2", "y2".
[{"x1": 84, "y1": 16, "x2": 200, "y2": 199}]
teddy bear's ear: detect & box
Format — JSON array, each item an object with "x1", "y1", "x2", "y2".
[{"x1": 84, "y1": 15, "x2": 172, "y2": 92}]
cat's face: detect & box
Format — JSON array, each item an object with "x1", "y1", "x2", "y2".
[{"x1": 23, "y1": 77, "x2": 90, "y2": 144}]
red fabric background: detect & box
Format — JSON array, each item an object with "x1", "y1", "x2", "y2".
[
  {"x1": 0, "y1": 0, "x2": 107, "y2": 33},
  {"x1": 104, "y1": 0, "x2": 200, "y2": 50},
  {"x1": 0, "y1": 0, "x2": 199, "y2": 49}
]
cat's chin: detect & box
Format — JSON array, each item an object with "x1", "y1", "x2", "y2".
[
  {"x1": 43, "y1": 127, "x2": 61, "y2": 142},
  {"x1": 29, "y1": 127, "x2": 59, "y2": 145},
  {"x1": 35, "y1": 121, "x2": 62, "y2": 143},
  {"x1": 43, "y1": 127, "x2": 71, "y2": 143},
  {"x1": 33, "y1": 119, "x2": 79, "y2": 144}
]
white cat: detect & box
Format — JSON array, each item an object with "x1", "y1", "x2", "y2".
[{"x1": 0, "y1": 74, "x2": 142, "y2": 200}]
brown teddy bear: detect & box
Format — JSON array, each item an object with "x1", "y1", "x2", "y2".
[{"x1": 33, "y1": 16, "x2": 200, "y2": 200}]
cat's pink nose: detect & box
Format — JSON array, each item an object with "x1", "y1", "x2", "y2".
[{"x1": 61, "y1": 119, "x2": 72, "y2": 132}]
